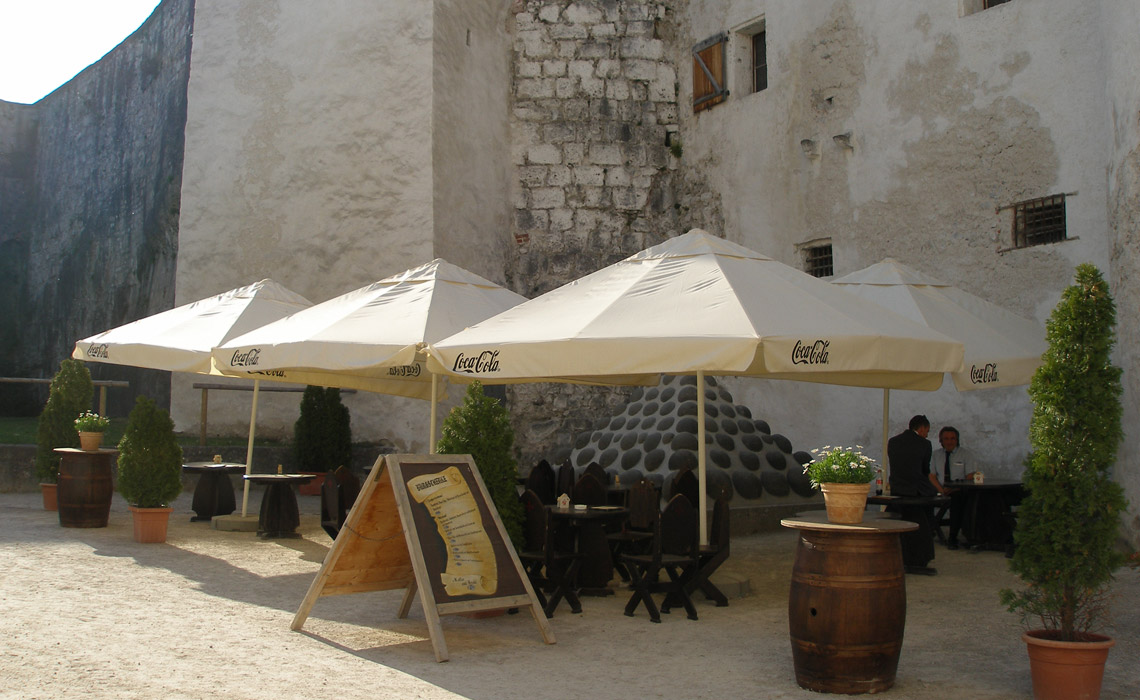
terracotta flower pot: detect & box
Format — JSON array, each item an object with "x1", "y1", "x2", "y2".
[
  {"x1": 129, "y1": 506, "x2": 174, "y2": 543},
  {"x1": 819, "y1": 482, "x2": 870, "y2": 524},
  {"x1": 78, "y1": 431, "x2": 104, "y2": 451},
  {"x1": 1023, "y1": 630, "x2": 1114, "y2": 700},
  {"x1": 40, "y1": 483, "x2": 58, "y2": 511}
]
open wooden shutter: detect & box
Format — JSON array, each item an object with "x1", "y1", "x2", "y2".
[{"x1": 693, "y1": 33, "x2": 728, "y2": 113}]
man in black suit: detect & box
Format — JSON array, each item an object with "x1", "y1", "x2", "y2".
[{"x1": 887, "y1": 414, "x2": 939, "y2": 574}]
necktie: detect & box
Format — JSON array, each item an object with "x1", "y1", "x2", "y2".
[{"x1": 944, "y1": 452, "x2": 952, "y2": 483}]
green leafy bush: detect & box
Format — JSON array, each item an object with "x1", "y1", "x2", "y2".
[
  {"x1": 437, "y1": 380, "x2": 523, "y2": 547},
  {"x1": 804, "y1": 445, "x2": 877, "y2": 487},
  {"x1": 35, "y1": 359, "x2": 94, "y2": 483},
  {"x1": 1000, "y1": 264, "x2": 1127, "y2": 640},
  {"x1": 293, "y1": 386, "x2": 352, "y2": 472},
  {"x1": 117, "y1": 396, "x2": 184, "y2": 508},
  {"x1": 74, "y1": 411, "x2": 110, "y2": 432}
]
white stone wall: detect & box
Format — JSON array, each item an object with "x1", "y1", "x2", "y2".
[
  {"x1": 175, "y1": 1, "x2": 437, "y2": 447},
  {"x1": 673, "y1": 0, "x2": 1123, "y2": 493}
]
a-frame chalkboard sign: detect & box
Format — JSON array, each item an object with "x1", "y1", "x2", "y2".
[{"x1": 292, "y1": 453, "x2": 554, "y2": 662}]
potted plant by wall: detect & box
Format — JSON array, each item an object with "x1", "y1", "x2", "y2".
[
  {"x1": 74, "y1": 411, "x2": 110, "y2": 451},
  {"x1": 804, "y1": 445, "x2": 877, "y2": 524},
  {"x1": 117, "y1": 396, "x2": 184, "y2": 543},
  {"x1": 436, "y1": 380, "x2": 523, "y2": 547},
  {"x1": 34, "y1": 358, "x2": 94, "y2": 510},
  {"x1": 999, "y1": 264, "x2": 1127, "y2": 700},
  {"x1": 293, "y1": 385, "x2": 352, "y2": 495}
]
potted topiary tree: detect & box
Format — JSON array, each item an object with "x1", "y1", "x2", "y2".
[
  {"x1": 436, "y1": 380, "x2": 523, "y2": 548},
  {"x1": 999, "y1": 264, "x2": 1127, "y2": 700},
  {"x1": 293, "y1": 385, "x2": 353, "y2": 495},
  {"x1": 117, "y1": 396, "x2": 184, "y2": 543},
  {"x1": 35, "y1": 358, "x2": 94, "y2": 509}
]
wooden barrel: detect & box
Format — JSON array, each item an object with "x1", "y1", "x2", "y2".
[
  {"x1": 788, "y1": 528, "x2": 907, "y2": 694},
  {"x1": 56, "y1": 449, "x2": 115, "y2": 528}
]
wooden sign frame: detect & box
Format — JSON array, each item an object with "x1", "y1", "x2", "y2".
[{"x1": 292, "y1": 453, "x2": 554, "y2": 662}]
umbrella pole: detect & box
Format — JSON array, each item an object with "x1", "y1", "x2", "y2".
[
  {"x1": 429, "y1": 373, "x2": 438, "y2": 453},
  {"x1": 881, "y1": 388, "x2": 890, "y2": 494},
  {"x1": 241, "y1": 379, "x2": 260, "y2": 517},
  {"x1": 698, "y1": 370, "x2": 708, "y2": 546}
]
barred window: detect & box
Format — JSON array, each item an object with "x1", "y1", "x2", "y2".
[
  {"x1": 1012, "y1": 195, "x2": 1066, "y2": 249},
  {"x1": 803, "y1": 244, "x2": 833, "y2": 278}
]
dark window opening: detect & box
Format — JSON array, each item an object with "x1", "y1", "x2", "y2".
[
  {"x1": 804, "y1": 245, "x2": 833, "y2": 278},
  {"x1": 1012, "y1": 195, "x2": 1066, "y2": 249},
  {"x1": 752, "y1": 31, "x2": 767, "y2": 93},
  {"x1": 984, "y1": 0, "x2": 1011, "y2": 8}
]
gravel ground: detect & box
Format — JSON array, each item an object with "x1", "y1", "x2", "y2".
[{"x1": 2, "y1": 490, "x2": 1137, "y2": 700}]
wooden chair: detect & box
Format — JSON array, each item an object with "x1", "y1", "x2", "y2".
[
  {"x1": 671, "y1": 494, "x2": 730, "y2": 608},
  {"x1": 319, "y1": 466, "x2": 361, "y2": 539},
  {"x1": 525, "y1": 459, "x2": 557, "y2": 505},
  {"x1": 606, "y1": 478, "x2": 658, "y2": 581},
  {"x1": 584, "y1": 461, "x2": 609, "y2": 487},
  {"x1": 621, "y1": 494, "x2": 700, "y2": 622},
  {"x1": 669, "y1": 467, "x2": 700, "y2": 508},
  {"x1": 571, "y1": 472, "x2": 606, "y2": 506},
  {"x1": 555, "y1": 460, "x2": 576, "y2": 501},
  {"x1": 518, "y1": 489, "x2": 582, "y2": 618}
]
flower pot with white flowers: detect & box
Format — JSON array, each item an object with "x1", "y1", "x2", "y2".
[
  {"x1": 804, "y1": 446, "x2": 877, "y2": 524},
  {"x1": 74, "y1": 411, "x2": 110, "y2": 451}
]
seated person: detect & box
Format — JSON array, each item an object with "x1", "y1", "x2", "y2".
[
  {"x1": 887, "y1": 414, "x2": 937, "y2": 575},
  {"x1": 931, "y1": 425, "x2": 981, "y2": 549}
]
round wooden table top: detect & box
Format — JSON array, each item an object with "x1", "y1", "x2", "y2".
[{"x1": 781, "y1": 510, "x2": 918, "y2": 533}]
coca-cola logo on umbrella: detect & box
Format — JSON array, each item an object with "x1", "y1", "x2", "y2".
[
  {"x1": 452, "y1": 350, "x2": 500, "y2": 374},
  {"x1": 791, "y1": 339, "x2": 830, "y2": 365}
]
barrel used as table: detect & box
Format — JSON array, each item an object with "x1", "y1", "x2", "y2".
[
  {"x1": 54, "y1": 447, "x2": 117, "y2": 528},
  {"x1": 780, "y1": 512, "x2": 918, "y2": 694}
]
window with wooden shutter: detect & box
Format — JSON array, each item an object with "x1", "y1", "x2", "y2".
[{"x1": 693, "y1": 33, "x2": 728, "y2": 113}]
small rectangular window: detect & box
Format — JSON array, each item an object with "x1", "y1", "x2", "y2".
[
  {"x1": 752, "y1": 31, "x2": 767, "y2": 93},
  {"x1": 984, "y1": 0, "x2": 1011, "y2": 8},
  {"x1": 693, "y1": 33, "x2": 728, "y2": 113},
  {"x1": 803, "y1": 244, "x2": 833, "y2": 278},
  {"x1": 1011, "y1": 195, "x2": 1066, "y2": 249}
]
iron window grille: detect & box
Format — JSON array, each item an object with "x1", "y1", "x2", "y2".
[
  {"x1": 1011, "y1": 194, "x2": 1066, "y2": 249},
  {"x1": 804, "y1": 244, "x2": 834, "y2": 278}
]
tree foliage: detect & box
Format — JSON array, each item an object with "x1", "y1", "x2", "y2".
[
  {"x1": 293, "y1": 386, "x2": 353, "y2": 472},
  {"x1": 1000, "y1": 264, "x2": 1127, "y2": 640},
  {"x1": 35, "y1": 358, "x2": 94, "y2": 483},
  {"x1": 117, "y1": 396, "x2": 184, "y2": 508},
  {"x1": 436, "y1": 381, "x2": 523, "y2": 547}
]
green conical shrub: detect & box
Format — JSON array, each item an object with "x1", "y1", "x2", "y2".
[
  {"x1": 293, "y1": 386, "x2": 352, "y2": 472},
  {"x1": 117, "y1": 396, "x2": 184, "y2": 508},
  {"x1": 35, "y1": 358, "x2": 94, "y2": 483},
  {"x1": 1000, "y1": 264, "x2": 1127, "y2": 640},
  {"x1": 437, "y1": 380, "x2": 523, "y2": 547}
]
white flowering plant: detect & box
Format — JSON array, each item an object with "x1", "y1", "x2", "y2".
[
  {"x1": 74, "y1": 411, "x2": 110, "y2": 432},
  {"x1": 804, "y1": 445, "x2": 877, "y2": 487}
]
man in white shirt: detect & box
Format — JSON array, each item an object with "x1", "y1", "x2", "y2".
[{"x1": 932, "y1": 425, "x2": 982, "y2": 549}]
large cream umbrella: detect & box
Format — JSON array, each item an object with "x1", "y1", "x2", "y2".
[
  {"x1": 832, "y1": 258, "x2": 1047, "y2": 486},
  {"x1": 211, "y1": 259, "x2": 528, "y2": 451},
  {"x1": 428, "y1": 230, "x2": 965, "y2": 542},
  {"x1": 73, "y1": 279, "x2": 313, "y2": 516}
]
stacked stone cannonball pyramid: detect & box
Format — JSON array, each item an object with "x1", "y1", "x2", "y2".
[{"x1": 567, "y1": 375, "x2": 817, "y2": 502}]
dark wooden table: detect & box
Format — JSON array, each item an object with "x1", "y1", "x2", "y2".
[
  {"x1": 867, "y1": 494, "x2": 951, "y2": 543},
  {"x1": 243, "y1": 474, "x2": 316, "y2": 538},
  {"x1": 945, "y1": 478, "x2": 1023, "y2": 550},
  {"x1": 547, "y1": 505, "x2": 629, "y2": 595},
  {"x1": 781, "y1": 512, "x2": 917, "y2": 694},
  {"x1": 182, "y1": 462, "x2": 245, "y2": 521}
]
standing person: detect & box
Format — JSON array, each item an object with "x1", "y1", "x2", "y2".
[
  {"x1": 887, "y1": 414, "x2": 938, "y2": 574},
  {"x1": 932, "y1": 426, "x2": 980, "y2": 549}
]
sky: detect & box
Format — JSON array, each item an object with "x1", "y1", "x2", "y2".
[{"x1": 0, "y1": 1, "x2": 162, "y2": 104}]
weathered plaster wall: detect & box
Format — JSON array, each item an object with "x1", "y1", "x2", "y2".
[
  {"x1": 1102, "y1": 0, "x2": 1140, "y2": 547},
  {"x1": 432, "y1": 0, "x2": 514, "y2": 283},
  {"x1": 0, "y1": 0, "x2": 193, "y2": 417},
  {"x1": 673, "y1": 0, "x2": 1114, "y2": 478},
  {"x1": 175, "y1": 1, "x2": 439, "y2": 446}
]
